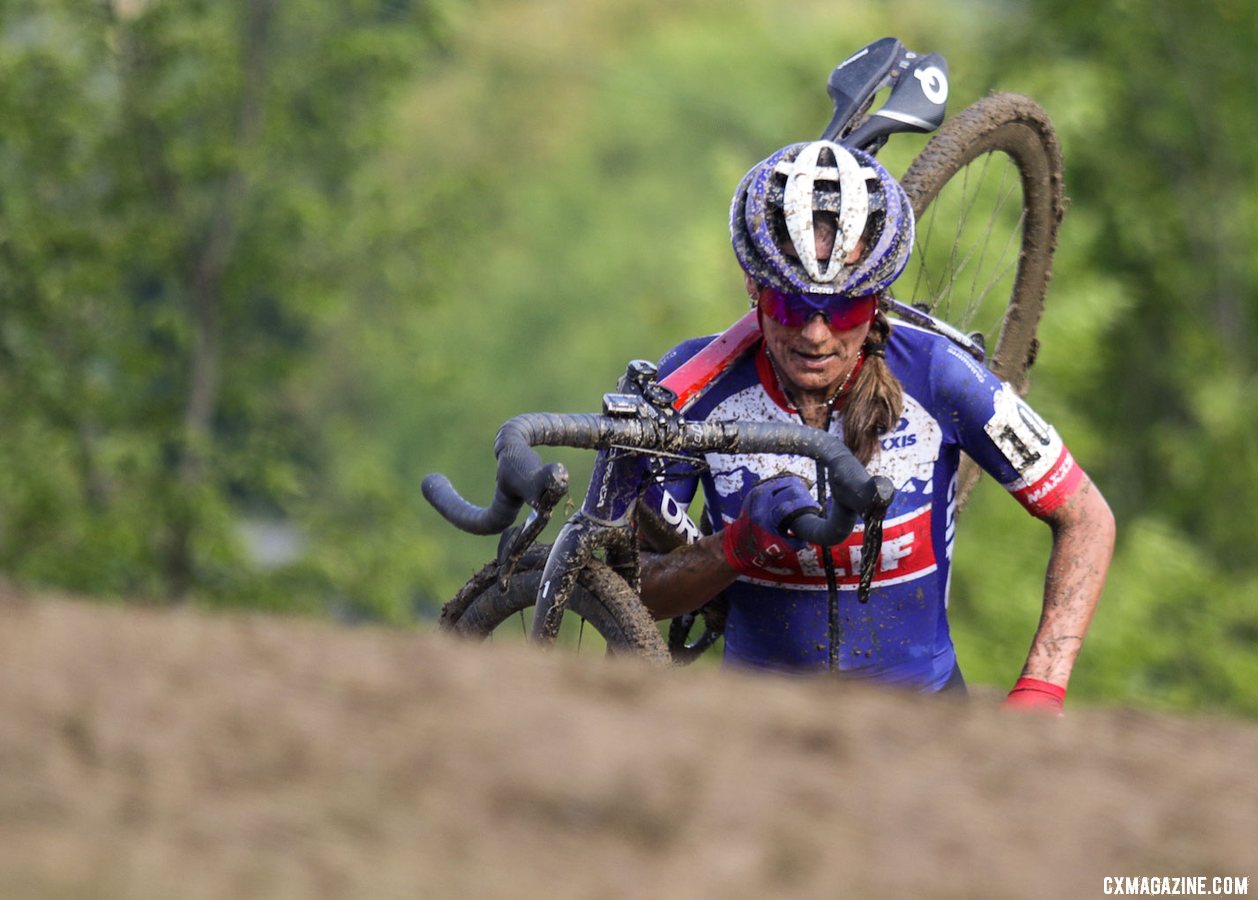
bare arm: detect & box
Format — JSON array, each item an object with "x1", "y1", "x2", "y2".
[
  {"x1": 639, "y1": 536, "x2": 737, "y2": 621},
  {"x1": 1018, "y1": 473, "x2": 1116, "y2": 688},
  {"x1": 638, "y1": 473, "x2": 823, "y2": 621}
]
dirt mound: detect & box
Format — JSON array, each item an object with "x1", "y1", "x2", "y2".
[{"x1": 0, "y1": 586, "x2": 1254, "y2": 899}]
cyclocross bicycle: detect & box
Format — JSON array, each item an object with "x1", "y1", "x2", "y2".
[{"x1": 424, "y1": 37, "x2": 1065, "y2": 664}]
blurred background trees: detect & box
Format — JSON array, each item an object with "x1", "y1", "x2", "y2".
[{"x1": 1, "y1": 0, "x2": 1255, "y2": 714}]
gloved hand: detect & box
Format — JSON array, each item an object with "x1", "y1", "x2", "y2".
[
  {"x1": 1002, "y1": 677, "x2": 1066, "y2": 715},
  {"x1": 720, "y1": 475, "x2": 822, "y2": 577}
]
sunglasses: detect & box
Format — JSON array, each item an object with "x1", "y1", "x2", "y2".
[{"x1": 756, "y1": 286, "x2": 877, "y2": 330}]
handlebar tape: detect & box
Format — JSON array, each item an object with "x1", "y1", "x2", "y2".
[
  {"x1": 424, "y1": 412, "x2": 895, "y2": 546},
  {"x1": 421, "y1": 471, "x2": 549, "y2": 536},
  {"x1": 420, "y1": 416, "x2": 574, "y2": 535},
  {"x1": 422, "y1": 414, "x2": 662, "y2": 535}
]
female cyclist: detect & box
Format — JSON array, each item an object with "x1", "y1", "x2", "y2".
[{"x1": 638, "y1": 140, "x2": 1115, "y2": 712}]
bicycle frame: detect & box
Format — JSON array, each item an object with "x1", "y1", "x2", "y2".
[
  {"x1": 425, "y1": 358, "x2": 896, "y2": 655},
  {"x1": 528, "y1": 439, "x2": 648, "y2": 643}
]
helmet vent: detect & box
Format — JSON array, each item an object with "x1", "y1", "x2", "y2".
[{"x1": 780, "y1": 141, "x2": 868, "y2": 283}]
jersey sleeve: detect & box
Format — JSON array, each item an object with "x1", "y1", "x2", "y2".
[{"x1": 929, "y1": 342, "x2": 1084, "y2": 518}]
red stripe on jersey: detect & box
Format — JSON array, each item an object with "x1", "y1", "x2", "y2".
[
  {"x1": 753, "y1": 340, "x2": 795, "y2": 413},
  {"x1": 740, "y1": 504, "x2": 937, "y2": 590}
]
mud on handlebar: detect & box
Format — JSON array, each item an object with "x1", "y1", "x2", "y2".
[{"x1": 422, "y1": 412, "x2": 895, "y2": 548}]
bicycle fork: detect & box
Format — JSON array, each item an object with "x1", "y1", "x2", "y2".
[{"x1": 530, "y1": 446, "x2": 641, "y2": 645}]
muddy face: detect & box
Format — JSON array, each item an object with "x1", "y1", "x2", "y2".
[
  {"x1": 747, "y1": 215, "x2": 872, "y2": 407},
  {"x1": 759, "y1": 309, "x2": 871, "y2": 403}
]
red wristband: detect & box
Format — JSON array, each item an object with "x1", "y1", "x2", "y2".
[{"x1": 1003, "y1": 677, "x2": 1066, "y2": 714}]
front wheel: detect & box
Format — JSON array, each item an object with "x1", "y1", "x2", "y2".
[
  {"x1": 897, "y1": 92, "x2": 1065, "y2": 504},
  {"x1": 440, "y1": 546, "x2": 672, "y2": 665}
]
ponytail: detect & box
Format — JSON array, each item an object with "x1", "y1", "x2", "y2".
[{"x1": 843, "y1": 309, "x2": 902, "y2": 465}]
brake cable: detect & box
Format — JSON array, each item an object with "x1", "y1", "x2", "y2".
[
  {"x1": 816, "y1": 452, "x2": 891, "y2": 673},
  {"x1": 815, "y1": 459, "x2": 842, "y2": 673}
]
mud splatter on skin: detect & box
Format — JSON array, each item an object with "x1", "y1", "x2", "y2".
[
  {"x1": 1018, "y1": 476, "x2": 1116, "y2": 684},
  {"x1": 639, "y1": 536, "x2": 736, "y2": 622}
]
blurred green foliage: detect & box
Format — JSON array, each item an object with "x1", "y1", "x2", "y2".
[
  {"x1": 1, "y1": 0, "x2": 1255, "y2": 714},
  {"x1": 0, "y1": 0, "x2": 455, "y2": 616}
]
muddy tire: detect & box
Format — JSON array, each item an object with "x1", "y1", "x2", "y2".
[
  {"x1": 440, "y1": 546, "x2": 671, "y2": 665},
  {"x1": 898, "y1": 92, "x2": 1065, "y2": 506}
]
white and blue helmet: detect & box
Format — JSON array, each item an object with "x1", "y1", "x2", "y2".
[{"x1": 731, "y1": 140, "x2": 914, "y2": 298}]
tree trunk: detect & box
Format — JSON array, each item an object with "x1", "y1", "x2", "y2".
[{"x1": 167, "y1": 0, "x2": 277, "y2": 599}]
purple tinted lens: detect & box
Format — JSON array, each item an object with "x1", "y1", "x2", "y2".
[{"x1": 757, "y1": 287, "x2": 875, "y2": 330}]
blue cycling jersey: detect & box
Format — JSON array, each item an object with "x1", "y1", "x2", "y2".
[{"x1": 646, "y1": 321, "x2": 1082, "y2": 691}]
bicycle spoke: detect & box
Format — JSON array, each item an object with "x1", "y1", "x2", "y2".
[
  {"x1": 910, "y1": 149, "x2": 1029, "y2": 346},
  {"x1": 959, "y1": 163, "x2": 1024, "y2": 338},
  {"x1": 962, "y1": 155, "x2": 1017, "y2": 327},
  {"x1": 941, "y1": 151, "x2": 994, "y2": 318},
  {"x1": 970, "y1": 206, "x2": 1026, "y2": 333},
  {"x1": 941, "y1": 153, "x2": 983, "y2": 316},
  {"x1": 911, "y1": 184, "x2": 941, "y2": 305}
]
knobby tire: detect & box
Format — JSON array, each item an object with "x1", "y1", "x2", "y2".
[{"x1": 440, "y1": 546, "x2": 672, "y2": 665}]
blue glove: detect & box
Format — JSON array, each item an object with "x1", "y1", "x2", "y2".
[{"x1": 720, "y1": 475, "x2": 822, "y2": 577}]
